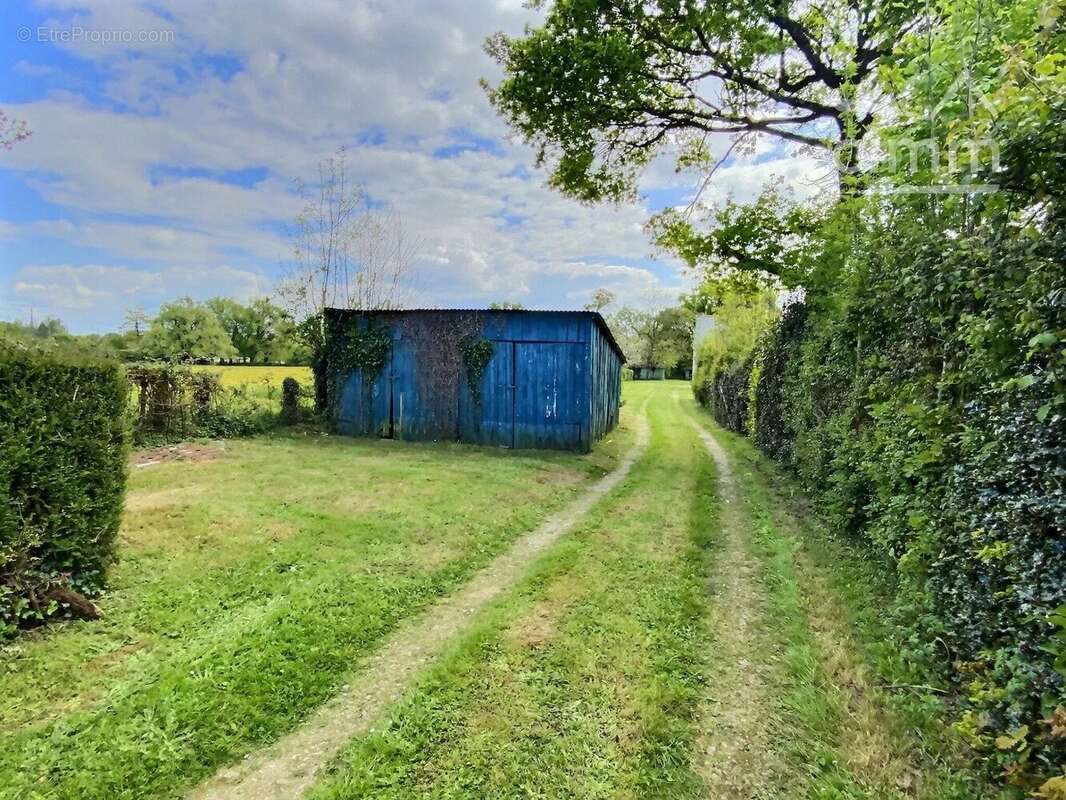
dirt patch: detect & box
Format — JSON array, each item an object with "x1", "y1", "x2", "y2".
[
  {"x1": 188, "y1": 406, "x2": 651, "y2": 800},
  {"x1": 684, "y1": 410, "x2": 791, "y2": 799},
  {"x1": 84, "y1": 640, "x2": 149, "y2": 674},
  {"x1": 131, "y1": 442, "x2": 224, "y2": 468},
  {"x1": 504, "y1": 600, "x2": 561, "y2": 650},
  {"x1": 531, "y1": 467, "x2": 587, "y2": 487}
]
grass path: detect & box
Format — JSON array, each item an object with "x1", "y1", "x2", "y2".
[
  {"x1": 684, "y1": 396, "x2": 978, "y2": 800},
  {"x1": 683, "y1": 403, "x2": 789, "y2": 798},
  {"x1": 190, "y1": 404, "x2": 651, "y2": 800},
  {"x1": 303, "y1": 381, "x2": 715, "y2": 799}
]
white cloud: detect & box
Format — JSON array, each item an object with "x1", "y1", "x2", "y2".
[
  {"x1": 2, "y1": 0, "x2": 818, "y2": 331},
  {"x1": 7, "y1": 263, "x2": 267, "y2": 324}
]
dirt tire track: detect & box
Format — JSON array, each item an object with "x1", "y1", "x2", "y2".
[
  {"x1": 682, "y1": 401, "x2": 789, "y2": 799},
  {"x1": 189, "y1": 408, "x2": 651, "y2": 800}
]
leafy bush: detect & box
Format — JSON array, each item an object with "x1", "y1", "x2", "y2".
[
  {"x1": 750, "y1": 302, "x2": 805, "y2": 462},
  {"x1": 693, "y1": 111, "x2": 1066, "y2": 788},
  {"x1": 128, "y1": 364, "x2": 276, "y2": 444},
  {"x1": 280, "y1": 377, "x2": 301, "y2": 425},
  {"x1": 691, "y1": 286, "x2": 777, "y2": 431},
  {"x1": 705, "y1": 353, "x2": 754, "y2": 434},
  {"x1": 0, "y1": 341, "x2": 128, "y2": 634}
]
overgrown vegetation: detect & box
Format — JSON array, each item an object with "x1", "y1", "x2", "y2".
[
  {"x1": 458, "y1": 335, "x2": 494, "y2": 402},
  {"x1": 1, "y1": 296, "x2": 308, "y2": 365},
  {"x1": 0, "y1": 341, "x2": 128, "y2": 635},
  {"x1": 127, "y1": 364, "x2": 283, "y2": 444}
]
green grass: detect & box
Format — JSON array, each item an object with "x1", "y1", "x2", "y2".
[
  {"x1": 689, "y1": 401, "x2": 983, "y2": 800},
  {"x1": 2, "y1": 381, "x2": 991, "y2": 799},
  {"x1": 0, "y1": 423, "x2": 632, "y2": 800},
  {"x1": 306, "y1": 381, "x2": 718, "y2": 799}
]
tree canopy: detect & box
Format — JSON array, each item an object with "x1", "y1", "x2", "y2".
[
  {"x1": 486, "y1": 0, "x2": 921, "y2": 202},
  {"x1": 142, "y1": 298, "x2": 238, "y2": 363}
]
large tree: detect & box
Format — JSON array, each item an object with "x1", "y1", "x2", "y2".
[
  {"x1": 609, "y1": 305, "x2": 693, "y2": 367},
  {"x1": 486, "y1": 0, "x2": 920, "y2": 200},
  {"x1": 205, "y1": 297, "x2": 299, "y2": 363},
  {"x1": 142, "y1": 298, "x2": 236, "y2": 363}
]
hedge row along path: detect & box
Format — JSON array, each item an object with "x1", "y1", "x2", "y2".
[{"x1": 191, "y1": 404, "x2": 651, "y2": 800}]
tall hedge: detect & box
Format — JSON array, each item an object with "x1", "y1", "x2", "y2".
[
  {"x1": 0, "y1": 341, "x2": 129, "y2": 633},
  {"x1": 693, "y1": 115, "x2": 1066, "y2": 785}
]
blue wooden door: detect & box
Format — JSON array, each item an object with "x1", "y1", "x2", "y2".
[
  {"x1": 459, "y1": 341, "x2": 515, "y2": 446},
  {"x1": 513, "y1": 342, "x2": 586, "y2": 450}
]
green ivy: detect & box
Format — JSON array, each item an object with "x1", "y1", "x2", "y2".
[
  {"x1": 459, "y1": 336, "x2": 494, "y2": 402},
  {"x1": 331, "y1": 319, "x2": 392, "y2": 379}
]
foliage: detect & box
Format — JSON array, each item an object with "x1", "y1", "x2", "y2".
[
  {"x1": 654, "y1": 189, "x2": 827, "y2": 284},
  {"x1": 609, "y1": 305, "x2": 693, "y2": 369},
  {"x1": 750, "y1": 302, "x2": 809, "y2": 463},
  {"x1": 0, "y1": 341, "x2": 128, "y2": 635},
  {"x1": 127, "y1": 364, "x2": 276, "y2": 444},
  {"x1": 205, "y1": 297, "x2": 304, "y2": 364},
  {"x1": 141, "y1": 298, "x2": 237, "y2": 363},
  {"x1": 280, "y1": 377, "x2": 302, "y2": 425},
  {"x1": 458, "y1": 336, "x2": 494, "y2": 402},
  {"x1": 324, "y1": 315, "x2": 392, "y2": 381},
  {"x1": 307, "y1": 312, "x2": 393, "y2": 413},
  {"x1": 485, "y1": 0, "x2": 917, "y2": 201},
  {"x1": 691, "y1": 284, "x2": 778, "y2": 430},
  {"x1": 488, "y1": 301, "x2": 525, "y2": 310}
]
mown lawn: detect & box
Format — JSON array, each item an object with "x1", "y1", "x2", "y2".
[
  {"x1": 307, "y1": 382, "x2": 719, "y2": 799},
  {"x1": 0, "y1": 422, "x2": 632, "y2": 800}
]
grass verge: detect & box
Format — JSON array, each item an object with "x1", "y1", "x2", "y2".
[{"x1": 690, "y1": 399, "x2": 986, "y2": 800}]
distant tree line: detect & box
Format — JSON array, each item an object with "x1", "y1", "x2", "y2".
[{"x1": 0, "y1": 296, "x2": 309, "y2": 364}]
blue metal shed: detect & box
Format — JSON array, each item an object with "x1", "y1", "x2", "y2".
[{"x1": 325, "y1": 309, "x2": 625, "y2": 452}]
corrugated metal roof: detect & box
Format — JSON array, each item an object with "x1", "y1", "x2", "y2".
[{"x1": 325, "y1": 307, "x2": 626, "y2": 362}]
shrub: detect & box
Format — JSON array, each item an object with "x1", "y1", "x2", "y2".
[
  {"x1": 0, "y1": 341, "x2": 129, "y2": 634},
  {"x1": 750, "y1": 302, "x2": 806, "y2": 462},
  {"x1": 280, "y1": 377, "x2": 301, "y2": 424},
  {"x1": 127, "y1": 364, "x2": 275, "y2": 444},
  {"x1": 706, "y1": 352, "x2": 754, "y2": 434},
  {"x1": 127, "y1": 364, "x2": 220, "y2": 442}
]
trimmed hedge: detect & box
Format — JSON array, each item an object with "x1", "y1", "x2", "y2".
[
  {"x1": 1, "y1": 342, "x2": 129, "y2": 633},
  {"x1": 705, "y1": 352, "x2": 754, "y2": 434}
]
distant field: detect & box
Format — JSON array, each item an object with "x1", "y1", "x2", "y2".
[{"x1": 189, "y1": 364, "x2": 312, "y2": 389}]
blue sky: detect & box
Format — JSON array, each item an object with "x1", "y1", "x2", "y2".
[{"x1": 0, "y1": 1, "x2": 823, "y2": 333}]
